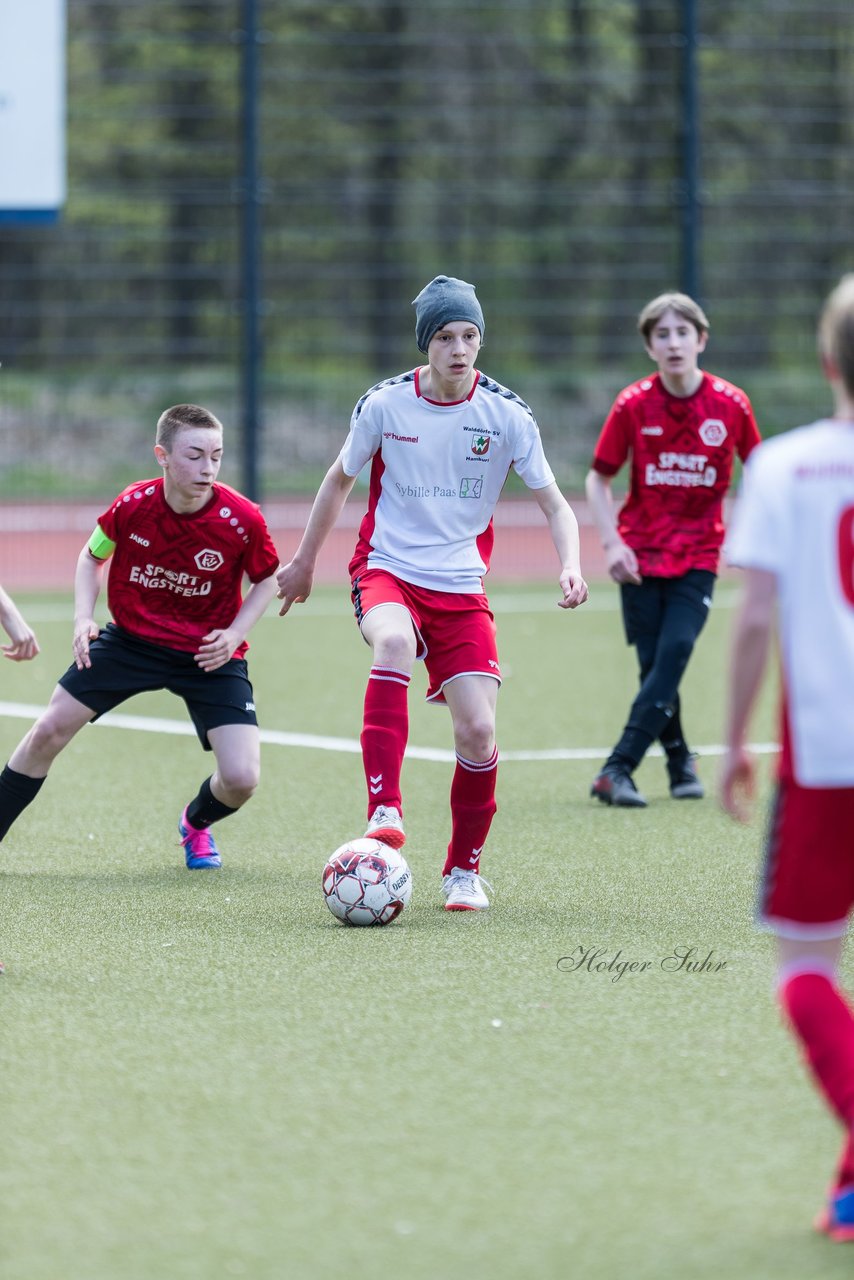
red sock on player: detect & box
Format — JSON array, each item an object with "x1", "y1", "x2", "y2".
[
  {"x1": 443, "y1": 745, "x2": 498, "y2": 876},
  {"x1": 779, "y1": 967, "x2": 854, "y2": 1177},
  {"x1": 360, "y1": 665, "x2": 410, "y2": 816}
]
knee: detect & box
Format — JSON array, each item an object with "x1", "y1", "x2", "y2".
[
  {"x1": 218, "y1": 761, "x2": 259, "y2": 804},
  {"x1": 454, "y1": 714, "x2": 496, "y2": 762},
  {"x1": 26, "y1": 714, "x2": 76, "y2": 761},
  {"x1": 657, "y1": 635, "x2": 695, "y2": 678},
  {"x1": 371, "y1": 629, "x2": 416, "y2": 670}
]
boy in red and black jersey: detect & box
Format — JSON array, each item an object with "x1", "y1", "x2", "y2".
[
  {"x1": 0, "y1": 404, "x2": 279, "y2": 868},
  {"x1": 586, "y1": 292, "x2": 761, "y2": 807}
]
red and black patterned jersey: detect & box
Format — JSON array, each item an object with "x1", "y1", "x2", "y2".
[
  {"x1": 92, "y1": 479, "x2": 279, "y2": 656},
  {"x1": 591, "y1": 372, "x2": 761, "y2": 577}
]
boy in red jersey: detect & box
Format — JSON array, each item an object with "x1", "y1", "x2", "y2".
[
  {"x1": 586, "y1": 292, "x2": 761, "y2": 807},
  {"x1": 721, "y1": 275, "x2": 854, "y2": 1244},
  {"x1": 276, "y1": 275, "x2": 588, "y2": 911},
  {"x1": 0, "y1": 404, "x2": 279, "y2": 868}
]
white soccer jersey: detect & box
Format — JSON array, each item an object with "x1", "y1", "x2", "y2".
[
  {"x1": 726, "y1": 419, "x2": 854, "y2": 785},
  {"x1": 340, "y1": 368, "x2": 556, "y2": 592}
]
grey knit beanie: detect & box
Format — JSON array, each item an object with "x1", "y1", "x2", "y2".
[{"x1": 412, "y1": 275, "x2": 485, "y2": 353}]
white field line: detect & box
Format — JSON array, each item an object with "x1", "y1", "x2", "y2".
[{"x1": 0, "y1": 700, "x2": 778, "y2": 765}]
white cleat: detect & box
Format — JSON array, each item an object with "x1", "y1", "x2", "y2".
[
  {"x1": 442, "y1": 867, "x2": 492, "y2": 912},
  {"x1": 364, "y1": 804, "x2": 406, "y2": 849}
]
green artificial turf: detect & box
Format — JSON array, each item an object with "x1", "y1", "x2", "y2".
[{"x1": 1, "y1": 586, "x2": 851, "y2": 1279}]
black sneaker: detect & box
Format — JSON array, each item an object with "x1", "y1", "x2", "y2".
[
  {"x1": 667, "y1": 753, "x2": 704, "y2": 800},
  {"x1": 591, "y1": 766, "x2": 647, "y2": 808}
]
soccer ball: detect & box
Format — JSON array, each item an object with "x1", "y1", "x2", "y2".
[{"x1": 322, "y1": 838, "x2": 413, "y2": 926}]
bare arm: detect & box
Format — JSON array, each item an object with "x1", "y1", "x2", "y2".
[
  {"x1": 718, "y1": 567, "x2": 777, "y2": 823},
  {"x1": 276, "y1": 458, "x2": 358, "y2": 615},
  {"x1": 73, "y1": 548, "x2": 108, "y2": 670},
  {"x1": 0, "y1": 585, "x2": 39, "y2": 661},
  {"x1": 532, "y1": 482, "x2": 589, "y2": 609},
  {"x1": 584, "y1": 468, "x2": 641, "y2": 585}
]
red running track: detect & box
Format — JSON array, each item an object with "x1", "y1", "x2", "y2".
[{"x1": 0, "y1": 498, "x2": 612, "y2": 591}]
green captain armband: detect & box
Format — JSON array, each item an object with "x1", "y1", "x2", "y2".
[{"x1": 88, "y1": 525, "x2": 117, "y2": 561}]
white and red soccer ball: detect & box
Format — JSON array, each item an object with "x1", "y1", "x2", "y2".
[{"x1": 322, "y1": 838, "x2": 413, "y2": 926}]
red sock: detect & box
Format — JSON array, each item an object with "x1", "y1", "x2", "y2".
[
  {"x1": 360, "y1": 665, "x2": 410, "y2": 817},
  {"x1": 779, "y1": 969, "x2": 854, "y2": 1187},
  {"x1": 443, "y1": 746, "x2": 498, "y2": 876}
]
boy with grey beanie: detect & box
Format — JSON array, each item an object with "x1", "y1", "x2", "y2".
[{"x1": 277, "y1": 275, "x2": 588, "y2": 912}]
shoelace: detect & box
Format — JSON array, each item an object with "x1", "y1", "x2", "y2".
[
  {"x1": 181, "y1": 825, "x2": 217, "y2": 856},
  {"x1": 369, "y1": 806, "x2": 401, "y2": 827},
  {"x1": 447, "y1": 871, "x2": 494, "y2": 896}
]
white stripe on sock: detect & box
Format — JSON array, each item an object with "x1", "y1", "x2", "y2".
[{"x1": 456, "y1": 746, "x2": 499, "y2": 772}]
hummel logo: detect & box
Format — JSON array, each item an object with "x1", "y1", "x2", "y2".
[
  {"x1": 369, "y1": 772, "x2": 383, "y2": 795},
  {"x1": 245, "y1": 701, "x2": 255, "y2": 711},
  {"x1": 468, "y1": 845, "x2": 485, "y2": 865}
]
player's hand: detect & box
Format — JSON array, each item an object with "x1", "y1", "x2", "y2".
[
  {"x1": 72, "y1": 619, "x2": 99, "y2": 670},
  {"x1": 1, "y1": 623, "x2": 39, "y2": 662},
  {"x1": 276, "y1": 560, "x2": 314, "y2": 617},
  {"x1": 196, "y1": 628, "x2": 238, "y2": 673},
  {"x1": 558, "y1": 571, "x2": 589, "y2": 610},
  {"x1": 605, "y1": 541, "x2": 641, "y2": 585},
  {"x1": 719, "y1": 747, "x2": 756, "y2": 823}
]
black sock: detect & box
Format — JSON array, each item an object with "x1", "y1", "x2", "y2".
[
  {"x1": 0, "y1": 764, "x2": 46, "y2": 841},
  {"x1": 186, "y1": 776, "x2": 237, "y2": 830}
]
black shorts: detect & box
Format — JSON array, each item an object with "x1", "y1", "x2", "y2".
[{"x1": 58, "y1": 623, "x2": 258, "y2": 750}]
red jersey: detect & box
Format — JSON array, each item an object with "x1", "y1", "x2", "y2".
[
  {"x1": 92, "y1": 479, "x2": 279, "y2": 656},
  {"x1": 592, "y1": 371, "x2": 760, "y2": 576}
]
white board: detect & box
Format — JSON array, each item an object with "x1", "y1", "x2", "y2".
[{"x1": 0, "y1": 0, "x2": 66, "y2": 219}]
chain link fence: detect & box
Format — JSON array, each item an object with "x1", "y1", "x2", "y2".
[{"x1": 1, "y1": 0, "x2": 853, "y2": 503}]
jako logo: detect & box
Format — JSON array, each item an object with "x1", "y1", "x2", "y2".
[
  {"x1": 470, "y1": 435, "x2": 490, "y2": 456},
  {"x1": 130, "y1": 532, "x2": 150, "y2": 547},
  {"x1": 195, "y1": 549, "x2": 225, "y2": 571}
]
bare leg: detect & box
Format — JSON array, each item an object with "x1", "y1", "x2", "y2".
[{"x1": 9, "y1": 685, "x2": 95, "y2": 778}]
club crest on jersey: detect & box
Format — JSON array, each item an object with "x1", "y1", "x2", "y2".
[
  {"x1": 195, "y1": 548, "x2": 225, "y2": 572},
  {"x1": 470, "y1": 435, "x2": 491, "y2": 456},
  {"x1": 699, "y1": 419, "x2": 727, "y2": 447}
]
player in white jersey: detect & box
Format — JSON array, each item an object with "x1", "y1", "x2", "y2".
[
  {"x1": 721, "y1": 274, "x2": 854, "y2": 1242},
  {"x1": 277, "y1": 275, "x2": 588, "y2": 911}
]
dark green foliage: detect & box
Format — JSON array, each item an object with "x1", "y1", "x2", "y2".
[{"x1": 0, "y1": 3, "x2": 851, "y2": 497}]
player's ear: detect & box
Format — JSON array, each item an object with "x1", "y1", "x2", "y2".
[
  {"x1": 820, "y1": 352, "x2": 839, "y2": 384},
  {"x1": 153, "y1": 443, "x2": 168, "y2": 468}
]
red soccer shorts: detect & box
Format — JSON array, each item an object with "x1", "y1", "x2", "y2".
[
  {"x1": 759, "y1": 778, "x2": 854, "y2": 938},
  {"x1": 350, "y1": 569, "x2": 500, "y2": 704}
]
